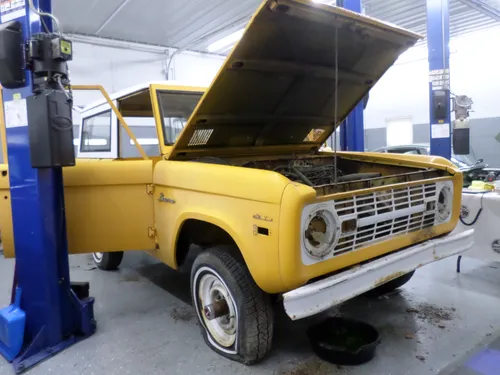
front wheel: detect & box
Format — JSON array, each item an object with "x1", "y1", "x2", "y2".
[
  {"x1": 191, "y1": 246, "x2": 274, "y2": 365},
  {"x1": 92, "y1": 251, "x2": 124, "y2": 271}
]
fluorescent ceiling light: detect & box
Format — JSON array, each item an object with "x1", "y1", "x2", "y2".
[
  {"x1": 207, "y1": 28, "x2": 245, "y2": 53},
  {"x1": 74, "y1": 138, "x2": 108, "y2": 146},
  {"x1": 87, "y1": 139, "x2": 107, "y2": 146},
  {"x1": 129, "y1": 138, "x2": 159, "y2": 146}
]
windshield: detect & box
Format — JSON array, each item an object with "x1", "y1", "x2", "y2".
[
  {"x1": 453, "y1": 155, "x2": 476, "y2": 165},
  {"x1": 157, "y1": 91, "x2": 203, "y2": 145},
  {"x1": 452, "y1": 153, "x2": 478, "y2": 168}
]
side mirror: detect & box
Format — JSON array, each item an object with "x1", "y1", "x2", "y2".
[{"x1": 0, "y1": 21, "x2": 25, "y2": 89}]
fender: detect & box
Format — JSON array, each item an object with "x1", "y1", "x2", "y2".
[{"x1": 171, "y1": 210, "x2": 285, "y2": 294}]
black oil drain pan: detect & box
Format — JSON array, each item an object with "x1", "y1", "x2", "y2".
[{"x1": 307, "y1": 317, "x2": 380, "y2": 366}]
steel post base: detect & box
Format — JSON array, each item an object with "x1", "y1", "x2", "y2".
[{"x1": 12, "y1": 296, "x2": 96, "y2": 374}]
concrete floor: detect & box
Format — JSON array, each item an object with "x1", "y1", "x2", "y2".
[{"x1": 1, "y1": 252, "x2": 500, "y2": 375}]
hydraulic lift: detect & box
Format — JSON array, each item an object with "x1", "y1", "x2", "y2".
[
  {"x1": 0, "y1": 0, "x2": 462, "y2": 372},
  {"x1": 427, "y1": 0, "x2": 453, "y2": 160},
  {"x1": 0, "y1": 0, "x2": 95, "y2": 373},
  {"x1": 337, "y1": 0, "x2": 454, "y2": 158},
  {"x1": 338, "y1": 0, "x2": 365, "y2": 152}
]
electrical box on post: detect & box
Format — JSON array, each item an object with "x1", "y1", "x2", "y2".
[
  {"x1": 25, "y1": 33, "x2": 75, "y2": 168},
  {"x1": 27, "y1": 91, "x2": 75, "y2": 168},
  {"x1": 0, "y1": 21, "x2": 25, "y2": 89},
  {"x1": 432, "y1": 90, "x2": 449, "y2": 120}
]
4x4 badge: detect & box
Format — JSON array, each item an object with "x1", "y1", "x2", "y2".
[
  {"x1": 253, "y1": 214, "x2": 273, "y2": 222},
  {"x1": 159, "y1": 193, "x2": 175, "y2": 204}
]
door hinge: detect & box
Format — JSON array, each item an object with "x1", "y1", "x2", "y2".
[
  {"x1": 146, "y1": 184, "x2": 155, "y2": 195},
  {"x1": 148, "y1": 227, "x2": 157, "y2": 238}
]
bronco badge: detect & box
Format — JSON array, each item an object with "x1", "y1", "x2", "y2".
[{"x1": 158, "y1": 193, "x2": 175, "y2": 204}]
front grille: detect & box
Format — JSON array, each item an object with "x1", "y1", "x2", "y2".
[{"x1": 333, "y1": 183, "x2": 437, "y2": 256}]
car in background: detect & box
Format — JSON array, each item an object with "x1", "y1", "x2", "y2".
[{"x1": 373, "y1": 144, "x2": 500, "y2": 186}]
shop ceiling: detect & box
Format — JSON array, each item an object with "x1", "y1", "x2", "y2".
[{"x1": 54, "y1": 0, "x2": 500, "y2": 53}]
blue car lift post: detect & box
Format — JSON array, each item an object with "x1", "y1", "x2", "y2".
[
  {"x1": 426, "y1": 0, "x2": 462, "y2": 272},
  {"x1": 0, "y1": 0, "x2": 96, "y2": 372},
  {"x1": 427, "y1": 0, "x2": 452, "y2": 160},
  {"x1": 338, "y1": 0, "x2": 365, "y2": 152}
]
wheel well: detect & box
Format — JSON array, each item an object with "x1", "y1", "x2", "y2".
[{"x1": 176, "y1": 219, "x2": 238, "y2": 267}]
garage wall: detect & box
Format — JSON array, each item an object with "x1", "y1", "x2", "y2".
[
  {"x1": 10, "y1": 28, "x2": 500, "y2": 164},
  {"x1": 70, "y1": 40, "x2": 225, "y2": 108},
  {"x1": 361, "y1": 26, "x2": 500, "y2": 166},
  {"x1": 69, "y1": 39, "x2": 225, "y2": 155},
  {"x1": 0, "y1": 39, "x2": 224, "y2": 164},
  {"x1": 364, "y1": 26, "x2": 500, "y2": 130}
]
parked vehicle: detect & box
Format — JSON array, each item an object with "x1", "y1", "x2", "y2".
[
  {"x1": 373, "y1": 144, "x2": 500, "y2": 186},
  {"x1": 0, "y1": 0, "x2": 473, "y2": 364}
]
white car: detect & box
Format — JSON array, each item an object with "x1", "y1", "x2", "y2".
[{"x1": 373, "y1": 144, "x2": 499, "y2": 186}]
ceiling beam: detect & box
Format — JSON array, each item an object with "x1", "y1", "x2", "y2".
[
  {"x1": 68, "y1": 34, "x2": 170, "y2": 54},
  {"x1": 456, "y1": 0, "x2": 500, "y2": 22},
  {"x1": 96, "y1": 0, "x2": 131, "y2": 35}
]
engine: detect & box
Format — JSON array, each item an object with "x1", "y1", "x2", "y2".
[
  {"x1": 272, "y1": 160, "x2": 343, "y2": 187},
  {"x1": 245, "y1": 159, "x2": 382, "y2": 187}
]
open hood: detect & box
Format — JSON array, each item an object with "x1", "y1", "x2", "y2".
[{"x1": 169, "y1": 0, "x2": 421, "y2": 159}]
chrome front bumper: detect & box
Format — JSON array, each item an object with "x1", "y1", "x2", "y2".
[{"x1": 283, "y1": 229, "x2": 474, "y2": 320}]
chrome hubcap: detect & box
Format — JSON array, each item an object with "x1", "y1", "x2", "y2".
[{"x1": 197, "y1": 272, "x2": 237, "y2": 348}]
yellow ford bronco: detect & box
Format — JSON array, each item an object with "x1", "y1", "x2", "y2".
[{"x1": 1, "y1": 0, "x2": 473, "y2": 365}]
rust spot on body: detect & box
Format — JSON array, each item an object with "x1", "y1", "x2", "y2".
[
  {"x1": 374, "y1": 271, "x2": 406, "y2": 287},
  {"x1": 414, "y1": 227, "x2": 437, "y2": 243}
]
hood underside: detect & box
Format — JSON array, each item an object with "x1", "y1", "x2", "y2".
[{"x1": 169, "y1": 0, "x2": 421, "y2": 160}]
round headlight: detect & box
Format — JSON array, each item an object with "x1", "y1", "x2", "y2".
[
  {"x1": 303, "y1": 209, "x2": 339, "y2": 259},
  {"x1": 437, "y1": 185, "x2": 452, "y2": 222}
]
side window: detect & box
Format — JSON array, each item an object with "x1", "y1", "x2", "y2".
[
  {"x1": 157, "y1": 91, "x2": 202, "y2": 145},
  {"x1": 120, "y1": 117, "x2": 160, "y2": 158},
  {"x1": 163, "y1": 117, "x2": 186, "y2": 145},
  {"x1": 81, "y1": 111, "x2": 111, "y2": 152}
]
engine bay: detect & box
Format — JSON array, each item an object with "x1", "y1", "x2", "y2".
[
  {"x1": 241, "y1": 156, "x2": 447, "y2": 195},
  {"x1": 252, "y1": 159, "x2": 382, "y2": 187},
  {"x1": 194, "y1": 155, "x2": 449, "y2": 195}
]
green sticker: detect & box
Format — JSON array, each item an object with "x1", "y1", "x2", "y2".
[
  {"x1": 13, "y1": 93, "x2": 21, "y2": 101},
  {"x1": 61, "y1": 40, "x2": 72, "y2": 55}
]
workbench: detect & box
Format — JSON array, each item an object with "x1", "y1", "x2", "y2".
[{"x1": 453, "y1": 190, "x2": 500, "y2": 270}]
